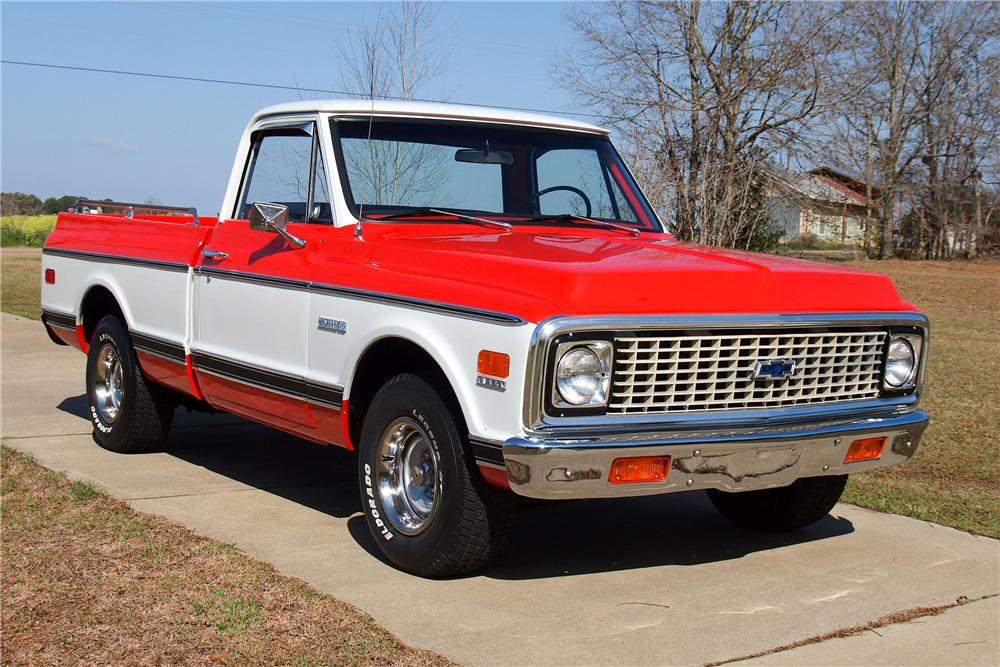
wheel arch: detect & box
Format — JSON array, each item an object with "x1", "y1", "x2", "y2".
[
  {"x1": 77, "y1": 278, "x2": 133, "y2": 343},
  {"x1": 344, "y1": 334, "x2": 472, "y2": 449}
]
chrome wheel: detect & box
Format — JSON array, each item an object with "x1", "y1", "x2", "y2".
[
  {"x1": 93, "y1": 342, "x2": 124, "y2": 423},
  {"x1": 376, "y1": 417, "x2": 440, "y2": 535}
]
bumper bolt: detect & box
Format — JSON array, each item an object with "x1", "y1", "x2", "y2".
[
  {"x1": 693, "y1": 450, "x2": 701, "y2": 456},
  {"x1": 834, "y1": 438, "x2": 842, "y2": 446},
  {"x1": 822, "y1": 465, "x2": 829, "y2": 471},
  {"x1": 686, "y1": 478, "x2": 694, "y2": 486}
]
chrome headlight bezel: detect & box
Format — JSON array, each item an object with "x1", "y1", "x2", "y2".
[
  {"x1": 549, "y1": 339, "x2": 613, "y2": 411},
  {"x1": 882, "y1": 332, "x2": 923, "y2": 391}
]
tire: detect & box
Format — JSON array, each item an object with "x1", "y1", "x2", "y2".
[
  {"x1": 358, "y1": 373, "x2": 514, "y2": 577},
  {"x1": 707, "y1": 475, "x2": 848, "y2": 532},
  {"x1": 85, "y1": 315, "x2": 174, "y2": 453}
]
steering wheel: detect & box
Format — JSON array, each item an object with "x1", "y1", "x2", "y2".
[{"x1": 528, "y1": 185, "x2": 592, "y2": 218}]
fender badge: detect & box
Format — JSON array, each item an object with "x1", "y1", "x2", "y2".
[
  {"x1": 318, "y1": 317, "x2": 347, "y2": 334},
  {"x1": 476, "y1": 375, "x2": 506, "y2": 392}
]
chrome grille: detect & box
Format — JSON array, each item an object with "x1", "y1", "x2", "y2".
[{"x1": 609, "y1": 329, "x2": 886, "y2": 414}]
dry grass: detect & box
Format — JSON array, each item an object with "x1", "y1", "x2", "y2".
[
  {"x1": 1, "y1": 252, "x2": 41, "y2": 320},
  {"x1": 0, "y1": 446, "x2": 450, "y2": 666},
  {"x1": 836, "y1": 259, "x2": 1000, "y2": 537}
]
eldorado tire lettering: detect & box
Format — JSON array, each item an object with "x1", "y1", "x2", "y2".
[{"x1": 364, "y1": 463, "x2": 394, "y2": 540}]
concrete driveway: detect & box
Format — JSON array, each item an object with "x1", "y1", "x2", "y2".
[{"x1": 2, "y1": 312, "x2": 997, "y2": 666}]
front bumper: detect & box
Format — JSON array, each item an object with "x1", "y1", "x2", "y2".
[{"x1": 501, "y1": 410, "x2": 928, "y2": 499}]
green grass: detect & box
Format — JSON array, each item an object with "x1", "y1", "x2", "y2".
[
  {"x1": 70, "y1": 480, "x2": 98, "y2": 503},
  {"x1": 1, "y1": 214, "x2": 57, "y2": 246},
  {"x1": 0, "y1": 253, "x2": 41, "y2": 319}
]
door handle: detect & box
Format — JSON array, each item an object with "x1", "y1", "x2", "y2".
[{"x1": 201, "y1": 249, "x2": 229, "y2": 261}]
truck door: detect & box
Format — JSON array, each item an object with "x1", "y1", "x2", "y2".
[{"x1": 191, "y1": 119, "x2": 337, "y2": 443}]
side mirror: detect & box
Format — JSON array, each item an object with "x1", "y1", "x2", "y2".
[{"x1": 248, "y1": 201, "x2": 305, "y2": 249}]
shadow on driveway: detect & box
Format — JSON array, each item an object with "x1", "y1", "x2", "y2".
[{"x1": 58, "y1": 397, "x2": 855, "y2": 579}]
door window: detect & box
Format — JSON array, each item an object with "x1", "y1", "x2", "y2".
[{"x1": 239, "y1": 126, "x2": 330, "y2": 223}]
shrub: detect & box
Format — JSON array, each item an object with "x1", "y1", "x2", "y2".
[{"x1": 1, "y1": 215, "x2": 57, "y2": 247}]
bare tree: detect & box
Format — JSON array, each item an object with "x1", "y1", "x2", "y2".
[
  {"x1": 560, "y1": 0, "x2": 834, "y2": 250},
  {"x1": 337, "y1": 1, "x2": 454, "y2": 207},
  {"x1": 816, "y1": 1, "x2": 999, "y2": 259}
]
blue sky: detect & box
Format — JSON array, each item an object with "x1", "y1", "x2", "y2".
[{"x1": 1, "y1": 1, "x2": 581, "y2": 213}]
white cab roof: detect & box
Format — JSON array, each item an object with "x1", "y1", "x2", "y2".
[{"x1": 252, "y1": 99, "x2": 607, "y2": 135}]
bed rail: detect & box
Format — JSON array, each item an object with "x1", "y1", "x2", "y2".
[{"x1": 73, "y1": 199, "x2": 200, "y2": 226}]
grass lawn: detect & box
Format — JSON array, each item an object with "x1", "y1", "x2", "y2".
[
  {"x1": 0, "y1": 446, "x2": 448, "y2": 666},
  {"x1": 837, "y1": 259, "x2": 1000, "y2": 538},
  {"x1": 1, "y1": 251, "x2": 41, "y2": 319}
]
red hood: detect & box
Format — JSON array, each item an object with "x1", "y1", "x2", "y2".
[{"x1": 366, "y1": 226, "x2": 914, "y2": 323}]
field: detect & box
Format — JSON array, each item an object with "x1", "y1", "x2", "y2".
[
  {"x1": 837, "y1": 259, "x2": 999, "y2": 537},
  {"x1": 1, "y1": 214, "x2": 56, "y2": 247},
  {"x1": 0, "y1": 447, "x2": 447, "y2": 665},
  {"x1": 0, "y1": 251, "x2": 997, "y2": 537},
  {"x1": 1, "y1": 251, "x2": 41, "y2": 319}
]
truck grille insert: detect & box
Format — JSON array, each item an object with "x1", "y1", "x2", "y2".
[{"x1": 609, "y1": 330, "x2": 886, "y2": 414}]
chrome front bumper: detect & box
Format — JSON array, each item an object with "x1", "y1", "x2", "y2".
[{"x1": 501, "y1": 410, "x2": 928, "y2": 499}]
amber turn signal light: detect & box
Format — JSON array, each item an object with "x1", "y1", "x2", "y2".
[
  {"x1": 608, "y1": 456, "x2": 671, "y2": 485},
  {"x1": 843, "y1": 436, "x2": 888, "y2": 463},
  {"x1": 477, "y1": 350, "x2": 510, "y2": 378}
]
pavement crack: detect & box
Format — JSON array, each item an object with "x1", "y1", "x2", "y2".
[
  {"x1": 704, "y1": 593, "x2": 999, "y2": 666},
  {"x1": 617, "y1": 602, "x2": 671, "y2": 610}
]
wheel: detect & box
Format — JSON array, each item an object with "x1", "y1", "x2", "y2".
[
  {"x1": 707, "y1": 475, "x2": 848, "y2": 532},
  {"x1": 86, "y1": 315, "x2": 174, "y2": 453},
  {"x1": 358, "y1": 373, "x2": 514, "y2": 577}
]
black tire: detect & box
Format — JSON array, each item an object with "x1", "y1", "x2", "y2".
[
  {"x1": 85, "y1": 315, "x2": 174, "y2": 453},
  {"x1": 358, "y1": 373, "x2": 514, "y2": 577},
  {"x1": 707, "y1": 475, "x2": 848, "y2": 532}
]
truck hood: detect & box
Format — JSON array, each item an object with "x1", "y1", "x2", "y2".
[{"x1": 367, "y1": 226, "x2": 914, "y2": 323}]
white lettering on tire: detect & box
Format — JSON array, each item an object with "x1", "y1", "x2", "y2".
[
  {"x1": 90, "y1": 334, "x2": 117, "y2": 433},
  {"x1": 363, "y1": 462, "x2": 394, "y2": 541}
]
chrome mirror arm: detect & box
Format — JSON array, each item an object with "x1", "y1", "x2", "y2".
[{"x1": 275, "y1": 225, "x2": 306, "y2": 249}]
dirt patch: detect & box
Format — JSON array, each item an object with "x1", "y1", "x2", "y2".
[{"x1": 0, "y1": 446, "x2": 451, "y2": 666}]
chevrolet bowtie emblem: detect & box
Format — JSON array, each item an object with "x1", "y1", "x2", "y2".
[{"x1": 751, "y1": 359, "x2": 796, "y2": 381}]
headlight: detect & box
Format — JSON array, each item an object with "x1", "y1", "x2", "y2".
[
  {"x1": 553, "y1": 341, "x2": 612, "y2": 407},
  {"x1": 884, "y1": 333, "x2": 921, "y2": 388}
]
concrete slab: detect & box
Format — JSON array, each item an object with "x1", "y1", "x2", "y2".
[
  {"x1": 3, "y1": 312, "x2": 998, "y2": 666},
  {"x1": 738, "y1": 595, "x2": 999, "y2": 666}
]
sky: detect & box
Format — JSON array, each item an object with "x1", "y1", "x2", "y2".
[{"x1": 1, "y1": 1, "x2": 583, "y2": 214}]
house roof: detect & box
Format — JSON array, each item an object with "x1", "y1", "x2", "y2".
[
  {"x1": 768, "y1": 165, "x2": 874, "y2": 208},
  {"x1": 808, "y1": 168, "x2": 876, "y2": 206},
  {"x1": 251, "y1": 99, "x2": 608, "y2": 135}
]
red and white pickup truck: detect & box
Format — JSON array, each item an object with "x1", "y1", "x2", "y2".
[{"x1": 41, "y1": 100, "x2": 928, "y2": 576}]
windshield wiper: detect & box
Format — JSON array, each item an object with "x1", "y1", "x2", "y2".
[
  {"x1": 521, "y1": 213, "x2": 641, "y2": 237},
  {"x1": 362, "y1": 207, "x2": 512, "y2": 232}
]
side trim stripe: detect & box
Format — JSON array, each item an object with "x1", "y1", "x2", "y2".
[
  {"x1": 190, "y1": 351, "x2": 344, "y2": 408},
  {"x1": 42, "y1": 247, "x2": 189, "y2": 273},
  {"x1": 131, "y1": 331, "x2": 186, "y2": 362},
  {"x1": 42, "y1": 247, "x2": 526, "y2": 326},
  {"x1": 195, "y1": 266, "x2": 526, "y2": 326},
  {"x1": 41, "y1": 308, "x2": 76, "y2": 329},
  {"x1": 469, "y1": 437, "x2": 505, "y2": 466}
]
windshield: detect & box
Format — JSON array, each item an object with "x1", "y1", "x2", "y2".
[{"x1": 331, "y1": 119, "x2": 660, "y2": 230}]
